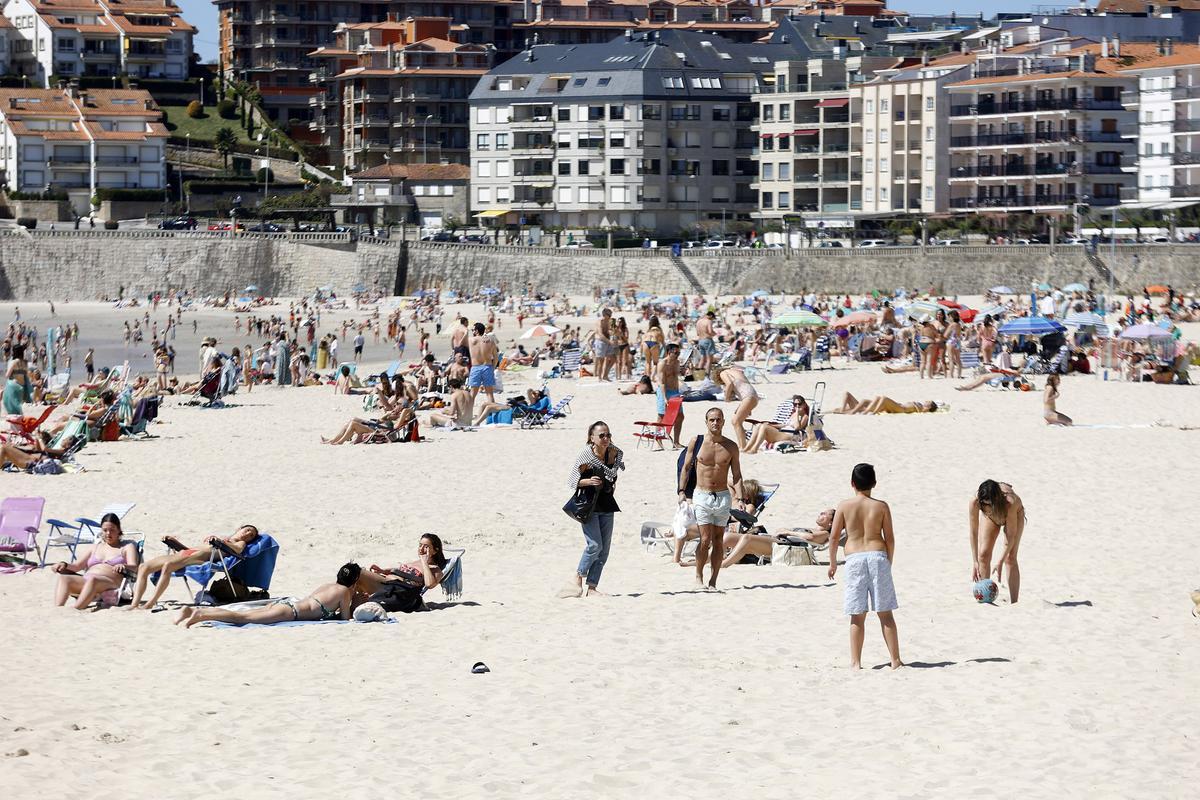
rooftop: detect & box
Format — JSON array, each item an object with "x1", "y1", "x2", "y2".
[{"x1": 350, "y1": 163, "x2": 471, "y2": 181}]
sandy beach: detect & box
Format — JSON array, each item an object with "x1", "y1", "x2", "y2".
[{"x1": 1, "y1": 297, "x2": 1197, "y2": 798}]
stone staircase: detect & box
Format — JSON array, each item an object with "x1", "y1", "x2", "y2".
[
  {"x1": 1084, "y1": 246, "x2": 1118, "y2": 289},
  {"x1": 670, "y1": 254, "x2": 707, "y2": 294}
]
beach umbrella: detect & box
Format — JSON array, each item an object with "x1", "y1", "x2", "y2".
[
  {"x1": 990, "y1": 285, "x2": 1016, "y2": 294},
  {"x1": 351, "y1": 283, "x2": 366, "y2": 294},
  {"x1": 1062, "y1": 282, "x2": 1088, "y2": 292},
  {"x1": 830, "y1": 310, "x2": 876, "y2": 327},
  {"x1": 1063, "y1": 311, "x2": 1109, "y2": 336},
  {"x1": 520, "y1": 324, "x2": 562, "y2": 339},
  {"x1": 750, "y1": 290, "x2": 769, "y2": 298},
  {"x1": 319, "y1": 285, "x2": 333, "y2": 293},
  {"x1": 1119, "y1": 323, "x2": 1172, "y2": 339},
  {"x1": 1145, "y1": 285, "x2": 1170, "y2": 294},
  {"x1": 635, "y1": 291, "x2": 652, "y2": 299},
  {"x1": 997, "y1": 316, "x2": 1066, "y2": 336},
  {"x1": 978, "y1": 304, "x2": 1009, "y2": 318},
  {"x1": 902, "y1": 300, "x2": 942, "y2": 320},
  {"x1": 624, "y1": 281, "x2": 640, "y2": 289},
  {"x1": 244, "y1": 284, "x2": 259, "y2": 293},
  {"x1": 774, "y1": 310, "x2": 826, "y2": 327}
]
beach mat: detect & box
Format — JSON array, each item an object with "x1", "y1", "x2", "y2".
[{"x1": 203, "y1": 618, "x2": 395, "y2": 628}]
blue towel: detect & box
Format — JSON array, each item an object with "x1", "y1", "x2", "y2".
[{"x1": 205, "y1": 617, "x2": 395, "y2": 628}]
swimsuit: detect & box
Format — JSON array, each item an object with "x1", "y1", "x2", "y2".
[
  {"x1": 842, "y1": 551, "x2": 898, "y2": 615},
  {"x1": 468, "y1": 364, "x2": 495, "y2": 388},
  {"x1": 656, "y1": 386, "x2": 681, "y2": 416},
  {"x1": 314, "y1": 598, "x2": 339, "y2": 621},
  {"x1": 273, "y1": 597, "x2": 300, "y2": 620},
  {"x1": 733, "y1": 381, "x2": 757, "y2": 402},
  {"x1": 696, "y1": 337, "x2": 715, "y2": 356},
  {"x1": 693, "y1": 489, "x2": 732, "y2": 527}
]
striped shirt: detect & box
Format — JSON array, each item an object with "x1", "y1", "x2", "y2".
[{"x1": 567, "y1": 444, "x2": 625, "y2": 491}]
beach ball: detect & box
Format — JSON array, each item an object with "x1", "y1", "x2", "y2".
[{"x1": 973, "y1": 579, "x2": 999, "y2": 604}]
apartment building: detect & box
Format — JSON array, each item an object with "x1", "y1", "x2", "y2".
[
  {"x1": 1118, "y1": 41, "x2": 1200, "y2": 207},
  {"x1": 0, "y1": 17, "x2": 12, "y2": 76},
  {"x1": 215, "y1": 0, "x2": 516, "y2": 134},
  {"x1": 308, "y1": 16, "x2": 492, "y2": 170},
  {"x1": 0, "y1": 86, "x2": 166, "y2": 211},
  {"x1": 3, "y1": 0, "x2": 193, "y2": 84},
  {"x1": 511, "y1": 0, "x2": 774, "y2": 47},
  {"x1": 469, "y1": 30, "x2": 807, "y2": 234},
  {"x1": 944, "y1": 43, "x2": 1136, "y2": 213},
  {"x1": 333, "y1": 161, "x2": 469, "y2": 227}
]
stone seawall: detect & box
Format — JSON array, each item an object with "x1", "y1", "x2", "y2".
[{"x1": 1, "y1": 231, "x2": 1198, "y2": 301}]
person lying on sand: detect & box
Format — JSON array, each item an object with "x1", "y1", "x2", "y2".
[
  {"x1": 428, "y1": 378, "x2": 473, "y2": 428},
  {"x1": 955, "y1": 369, "x2": 1026, "y2": 391},
  {"x1": 470, "y1": 388, "x2": 546, "y2": 426},
  {"x1": 618, "y1": 375, "x2": 654, "y2": 395},
  {"x1": 176, "y1": 563, "x2": 360, "y2": 628},
  {"x1": 127, "y1": 525, "x2": 261, "y2": 610},
  {"x1": 830, "y1": 392, "x2": 938, "y2": 414}
]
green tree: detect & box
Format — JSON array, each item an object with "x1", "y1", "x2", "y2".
[{"x1": 214, "y1": 127, "x2": 238, "y2": 171}]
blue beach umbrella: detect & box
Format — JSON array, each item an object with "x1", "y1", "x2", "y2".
[
  {"x1": 990, "y1": 285, "x2": 1016, "y2": 294},
  {"x1": 750, "y1": 290, "x2": 769, "y2": 298},
  {"x1": 635, "y1": 291, "x2": 652, "y2": 299},
  {"x1": 352, "y1": 283, "x2": 366, "y2": 294},
  {"x1": 1062, "y1": 282, "x2": 1088, "y2": 292},
  {"x1": 998, "y1": 316, "x2": 1066, "y2": 336},
  {"x1": 244, "y1": 284, "x2": 259, "y2": 293},
  {"x1": 1036, "y1": 282, "x2": 1052, "y2": 291}
]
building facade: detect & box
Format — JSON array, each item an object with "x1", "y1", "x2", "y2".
[
  {"x1": 3, "y1": 0, "x2": 193, "y2": 85},
  {"x1": 333, "y1": 161, "x2": 469, "y2": 227}
]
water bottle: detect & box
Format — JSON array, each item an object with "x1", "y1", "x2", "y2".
[{"x1": 1103, "y1": 369, "x2": 1108, "y2": 381}]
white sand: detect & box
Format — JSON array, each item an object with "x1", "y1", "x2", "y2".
[{"x1": 1, "y1": 300, "x2": 1198, "y2": 798}]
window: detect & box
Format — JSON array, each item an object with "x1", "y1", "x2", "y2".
[
  {"x1": 881, "y1": 158, "x2": 889, "y2": 173},
  {"x1": 762, "y1": 192, "x2": 773, "y2": 209},
  {"x1": 881, "y1": 99, "x2": 889, "y2": 113},
  {"x1": 762, "y1": 106, "x2": 774, "y2": 122},
  {"x1": 475, "y1": 134, "x2": 489, "y2": 150},
  {"x1": 598, "y1": 77, "x2": 611, "y2": 86},
  {"x1": 1144, "y1": 142, "x2": 1153, "y2": 155},
  {"x1": 610, "y1": 158, "x2": 626, "y2": 175},
  {"x1": 924, "y1": 186, "x2": 933, "y2": 200},
  {"x1": 558, "y1": 160, "x2": 571, "y2": 176},
  {"x1": 496, "y1": 161, "x2": 510, "y2": 177},
  {"x1": 609, "y1": 104, "x2": 624, "y2": 120},
  {"x1": 496, "y1": 107, "x2": 510, "y2": 124},
  {"x1": 762, "y1": 164, "x2": 774, "y2": 180},
  {"x1": 925, "y1": 126, "x2": 933, "y2": 142},
  {"x1": 477, "y1": 187, "x2": 491, "y2": 203},
  {"x1": 712, "y1": 160, "x2": 730, "y2": 176},
  {"x1": 712, "y1": 106, "x2": 730, "y2": 122},
  {"x1": 578, "y1": 160, "x2": 590, "y2": 175},
  {"x1": 780, "y1": 105, "x2": 790, "y2": 122},
  {"x1": 865, "y1": 187, "x2": 874, "y2": 202},
  {"x1": 476, "y1": 107, "x2": 493, "y2": 124},
  {"x1": 557, "y1": 132, "x2": 572, "y2": 150},
  {"x1": 661, "y1": 76, "x2": 684, "y2": 89},
  {"x1": 557, "y1": 107, "x2": 570, "y2": 122},
  {"x1": 688, "y1": 76, "x2": 722, "y2": 89},
  {"x1": 866, "y1": 100, "x2": 874, "y2": 114},
  {"x1": 574, "y1": 78, "x2": 587, "y2": 87},
  {"x1": 778, "y1": 192, "x2": 790, "y2": 209},
  {"x1": 713, "y1": 130, "x2": 731, "y2": 148},
  {"x1": 610, "y1": 186, "x2": 630, "y2": 203},
  {"x1": 638, "y1": 159, "x2": 661, "y2": 175},
  {"x1": 865, "y1": 130, "x2": 873, "y2": 144},
  {"x1": 558, "y1": 187, "x2": 573, "y2": 204},
  {"x1": 865, "y1": 158, "x2": 874, "y2": 172},
  {"x1": 1160, "y1": 141, "x2": 1170, "y2": 154},
  {"x1": 925, "y1": 96, "x2": 934, "y2": 110},
  {"x1": 779, "y1": 163, "x2": 790, "y2": 180},
  {"x1": 880, "y1": 129, "x2": 889, "y2": 144},
  {"x1": 925, "y1": 156, "x2": 933, "y2": 171},
  {"x1": 58, "y1": 38, "x2": 76, "y2": 52},
  {"x1": 777, "y1": 135, "x2": 790, "y2": 151},
  {"x1": 477, "y1": 160, "x2": 491, "y2": 177},
  {"x1": 641, "y1": 104, "x2": 662, "y2": 120},
  {"x1": 880, "y1": 187, "x2": 888, "y2": 201},
  {"x1": 610, "y1": 132, "x2": 626, "y2": 148},
  {"x1": 588, "y1": 106, "x2": 605, "y2": 121},
  {"x1": 495, "y1": 133, "x2": 508, "y2": 150},
  {"x1": 761, "y1": 136, "x2": 774, "y2": 151},
  {"x1": 683, "y1": 131, "x2": 700, "y2": 148}
]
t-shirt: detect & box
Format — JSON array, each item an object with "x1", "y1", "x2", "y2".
[{"x1": 353, "y1": 334, "x2": 365, "y2": 348}]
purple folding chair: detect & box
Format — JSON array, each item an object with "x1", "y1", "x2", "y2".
[{"x1": 0, "y1": 497, "x2": 46, "y2": 573}]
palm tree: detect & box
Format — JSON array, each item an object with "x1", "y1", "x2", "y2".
[{"x1": 214, "y1": 127, "x2": 237, "y2": 171}]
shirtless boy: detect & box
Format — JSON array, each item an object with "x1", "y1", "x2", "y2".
[
  {"x1": 678, "y1": 407, "x2": 743, "y2": 589},
  {"x1": 656, "y1": 343, "x2": 684, "y2": 447},
  {"x1": 828, "y1": 464, "x2": 902, "y2": 669},
  {"x1": 695, "y1": 311, "x2": 716, "y2": 374}
]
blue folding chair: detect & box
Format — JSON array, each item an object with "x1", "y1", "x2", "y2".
[{"x1": 157, "y1": 534, "x2": 280, "y2": 603}]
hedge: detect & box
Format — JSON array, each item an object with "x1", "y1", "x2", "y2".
[
  {"x1": 8, "y1": 189, "x2": 69, "y2": 201},
  {"x1": 95, "y1": 188, "x2": 166, "y2": 202}
]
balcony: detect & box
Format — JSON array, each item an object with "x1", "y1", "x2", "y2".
[
  {"x1": 950, "y1": 132, "x2": 1074, "y2": 147},
  {"x1": 353, "y1": 114, "x2": 391, "y2": 127},
  {"x1": 81, "y1": 49, "x2": 119, "y2": 61},
  {"x1": 1172, "y1": 86, "x2": 1200, "y2": 100},
  {"x1": 1121, "y1": 186, "x2": 1142, "y2": 200},
  {"x1": 96, "y1": 156, "x2": 139, "y2": 165},
  {"x1": 1122, "y1": 90, "x2": 1139, "y2": 109},
  {"x1": 354, "y1": 139, "x2": 391, "y2": 151},
  {"x1": 48, "y1": 156, "x2": 90, "y2": 167},
  {"x1": 949, "y1": 98, "x2": 1125, "y2": 117},
  {"x1": 353, "y1": 93, "x2": 389, "y2": 103},
  {"x1": 1173, "y1": 118, "x2": 1200, "y2": 132},
  {"x1": 1172, "y1": 184, "x2": 1200, "y2": 197},
  {"x1": 950, "y1": 193, "x2": 1077, "y2": 209},
  {"x1": 509, "y1": 115, "x2": 554, "y2": 128}
]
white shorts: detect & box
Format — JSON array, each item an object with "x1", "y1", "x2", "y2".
[
  {"x1": 843, "y1": 551, "x2": 898, "y2": 615},
  {"x1": 693, "y1": 489, "x2": 732, "y2": 527}
]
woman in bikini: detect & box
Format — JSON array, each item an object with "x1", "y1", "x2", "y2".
[
  {"x1": 929, "y1": 309, "x2": 948, "y2": 378},
  {"x1": 126, "y1": 524, "x2": 260, "y2": 610},
  {"x1": 642, "y1": 316, "x2": 665, "y2": 375},
  {"x1": 969, "y1": 480, "x2": 1025, "y2": 603},
  {"x1": 1043, "y1": 374, "x2": 1072, "y2": 425},
  {"x1": 177, "y1": 563, "x2": 362, "y2": 628},
  {"x1": 830, "y1": 392, "x2": 937, "y2": 415},
  {"x1": 944, "y1": 310, "x2": 963, "y2": 380},
  {"x1": 4, "y1": 343, "x2": 31, "y2": 415},
  {"x1": 714, "y1": 365, "x2": 759, "y2": 441},
  {"x1": 978, "y1": 315, "x2": 998, "y2": 364},
  {"x1": 613, "y1": 317, "x2": 631, "y2": 381},
  {"x1": 356, "y1": 534, "x2": 448, "y2": 613},
  {"x1": 51, "y1": 513, "x2": 139, "y2": 610},
  {"x1": 742, "y1": 395, "x2": 809, "y2": 454}
]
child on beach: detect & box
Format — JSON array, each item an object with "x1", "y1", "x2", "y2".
[{"x1": 828, "y1": 463, "x2": 903, "y2": 669}]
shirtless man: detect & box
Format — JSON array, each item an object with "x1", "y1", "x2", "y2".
[
  {"x1": 695, "y1": 311, "x2": 717, "y2": 374},
  {"x1": 446, "y1": 353, "x2": 470, "y2": 384},
  {"x1": 678, "y1": 407, "x2": 743, "y2": 589},
  {"x1": 429, "y1": 378, "x2": 473, "y2": 428},
  {"x1": 177, "y1": 563, "x2": 360, "y2": 627},
  {"x1": 467, "y1": 322, "x2": 498, "y2": 405},
  {"x1": 450, "y1": 316, "x2": 471, "y2": 363},
  {"x1": 969, "y1": 479, "x2": 1025, "y2": 603},
  {"x1": 656, "y1": 343, "x2": 684, "y2": 447},
  {"x1": 594, "y1": 308, "x2": 614, "y2": 381},
  {"x1": 828, "y1": 463, "x2": 902, "y2": 669}
]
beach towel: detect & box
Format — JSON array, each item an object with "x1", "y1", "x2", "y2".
[{"x1": 203, "y1": 618, "x2": 395, "y2": 628}]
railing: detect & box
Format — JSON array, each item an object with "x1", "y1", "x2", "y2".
[
  {"x1": 1172, "y1": 86, "x2": 1200, "y2": 99},
  {"x1": 950, "y1": 194, "x2": 1077, "y2": 208},
  {"x1": 949, "y1": 131, "x2": 1107, "y2": 147},
  {"x1": 767, "y1": 82, "x2": 849, "y2": 94},
  {"x1": 1173, "y1": 118, "x2": 1200, "y2": 132},
  {"x1": 1120, "y1": 186, "x2": 1141, "y2": 200},
  {"x1": 950, "y1": 98, "x2": 1124, "y2": 116},
  {"x1": 97, "y1": 156, "x2": 140, "y2": 165},
  {"x1": 1171, "y1": 184, "x2": 1200, "y2": 197}
]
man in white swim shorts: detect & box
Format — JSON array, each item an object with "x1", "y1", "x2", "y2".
[
  {"x1": 828, "y1": 463, "x2": 903, "y2": 670},
  {"x1": 678, "y1": 407, "x2": 743, "y2": 590}
]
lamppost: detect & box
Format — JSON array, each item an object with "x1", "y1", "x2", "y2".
[
  {"x1": 257, "y1": 132, "x2": 269, "y2": 199},
  {"x1": 184, "y1": 133, "x2": 191, "y2": 213},
  {"x1": 422, "y1": 114, "x2": 434, "y2": 163}
]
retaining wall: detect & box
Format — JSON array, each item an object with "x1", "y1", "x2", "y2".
[{"x1": 0, "y1": 231, "x2": 1197, "y2": 301}]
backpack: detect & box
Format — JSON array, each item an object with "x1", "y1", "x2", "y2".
[{"x1": 676, "y1": 435, "x2": 703, "y2": 499}]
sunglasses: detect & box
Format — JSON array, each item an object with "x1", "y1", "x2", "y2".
[{"x1": 597, "y1": 433, "x2": 612, "y2": 439}]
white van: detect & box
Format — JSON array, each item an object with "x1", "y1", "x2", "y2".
[{"x1": 858, "y1": 239, "x2": 889, "y2": 248}]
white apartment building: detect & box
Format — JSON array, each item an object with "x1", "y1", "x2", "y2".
[
  {"x1": 4, "y1": 0, "x2": 194, "y2": 85},
  {"x1": 1118, "y1": 41, "x2": 1200, "y2": 207},
  {"x1": 0, "y1": 86, "x2": 166, "y2": 208}
]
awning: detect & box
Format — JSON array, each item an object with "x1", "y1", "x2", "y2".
[
  {"x1": 760, "y1": 133, "x2": 775, "y2": 138},
  {"x1": 816, "y1": 98, "x2": 849, "y2": 108},
  {"x1": 793, "y1": 129, "x2": 818, "y2": 135},
  {"x1": 476, "y1": 208, "x2": 510, "y2": 218}
]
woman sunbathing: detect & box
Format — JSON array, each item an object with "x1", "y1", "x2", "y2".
[
  {"x1": 176, "y1": 563, "x2": 361, "y2": 628},
  {"x1": 52, "y1": 513, "x2": 138, "y2": 610},
  {"x1": 618, "y1": 375, "x2": 654, "y2": 395},
  {"x1": 830, "y1": 391, "x2": 938, "y2": 415},
  {"x1": 322, "y1": 401, "x2": 415, "y2": 444},
  {"x1": 742, "y1": 395, "x2": 809, "y2": 454},
  {"x1": 355, "y1": 533, "x2": 448, "y2": 613},
  {"x1": 126, "y1": 525, "x2": 260, "y2": 610},
  {"x1": 471, "y1": 388, "x2": 546, "y2": 426},
  {"x1": 720, "y1": 508, "x2": 836, "y2": 568},
  {"x1": 1, "y1": 428, "x2": 83, "y2": 470}
]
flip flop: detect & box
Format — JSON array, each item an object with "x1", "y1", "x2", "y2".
[{"x1": 471, "y1": 662, "x2": 490, "y2": 674}]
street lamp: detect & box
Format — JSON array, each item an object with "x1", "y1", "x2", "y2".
[
  {"x1": 257, "y1": 132, "x2": 269, "y2": 199},
  {"x1": 422, "y1": 114, "x2": 434, "y2": 163}
]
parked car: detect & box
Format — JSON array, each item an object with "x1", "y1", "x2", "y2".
[
  {"x1": 818, "y1": 241, "x2": 844, "y2": 248},
  {"x1": 703, "y1": 239, "x2": 737, "y2": 249},
  {"x1": 561, "y1": 241, "x2": 595, "y2": 248},
  {"x1": 1061, "y1": 236, "x2": 1087, "y2": 245},
  {"x1": 420, "y1": 231, "x2": 455, "y2": 242},
  {"x1": 857, "y1": 239, "x2": 889, "y2": 248},
  {"x1": 158, "y1": 216, "x2": 197, "y2": 230},
  {"x1": 933, "y1": 239, "x2": 963, "y2": 246},
  {"x1": 766, "y1": 242, "x2": 785, "y2": 250},
  {"x1": 247, "y1": 222, "x2": 283, "y2": 233},
  {"x1": 207, "y1": 222, "x2": 245, "y2": 232},
  {"x1": 460, "y1": 234, "x2": 489, "y2": 244}
]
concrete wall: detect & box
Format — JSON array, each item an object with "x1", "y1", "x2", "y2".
[{"x1": 0, "y1": 233, "x2": 1198, "y2": 301}]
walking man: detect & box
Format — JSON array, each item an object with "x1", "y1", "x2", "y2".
[
  {"x1": 695, "y1": 310, "x2": 716, "y2": 374},
  {"x1": 594, "y1": 308, "x2": 614, "y2": 381},
  {"x1": 467, "y1": 322, "x2": 498, "y2": 407},
  {"x1": 678, "y1": 407, "x2": 742, "y2": 590},
  {"x1": 656, "y1": 343, "x2": 684, "y2": 447}
]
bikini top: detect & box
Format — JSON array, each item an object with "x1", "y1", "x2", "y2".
[{"x1": 87, "y1": 548, "x2": 127, "y2": 568}]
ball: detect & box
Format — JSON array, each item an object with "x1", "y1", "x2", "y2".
[{"x1": 973, "y1": 579, "x2": 999, "y2": 604}]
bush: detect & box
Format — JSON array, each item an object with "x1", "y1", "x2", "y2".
[
  {"x1": 94, "y1": 187, "x2": 165, "y2": 202},
  {"x1": 104, "y1": 220, "x2": 119, "y2": 230},
  {"x1": 8, "y1": 189, "x2": 68, "y2": 201},
  {"x1": 186, "y1": 100, "x2": 204, "y2": 118},
  {"x1": 217, "y1": 98, "x2": 236, "y2": 119},
  {"x1": 17, "y1": 217, "x2": 36, "y2": 229},
  {"x1": 255, "y1": 167, "x2": 275, "y2": 183}
]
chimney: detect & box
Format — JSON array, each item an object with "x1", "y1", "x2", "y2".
[
  {"x1": 819, "y1": 10, "x2": 826, "y2": 22},
  {"x1": 1112, "y1": 35, "x2": 1120, "y2": 56},
  {"x1": 1101, "y1": 36, "x2": 1108, "y2": 58},
  {"x1": 854, "y1": 20, "x2": 860, "y2": 33}
]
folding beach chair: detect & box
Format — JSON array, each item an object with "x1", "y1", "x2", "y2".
[
  {"x1": 633, "y1": 395, "x2": 683, "y2": 450},
  {"x1": 184, "y1": 370, "x2": 225, "y2": 408},
  {"x1": 520, "y1": 395, "x2": 573, "y2": 429},
  {"x1": 960, "y1": 347, "x2": 983, "y2": 373},
  {"x1": 812, "y1": 335, "x2": 833, "y2": 369},
  {"x1": 559, "y1": 347, "x2": 582, "y2": 377},
  {"x1": 41, "y1": 502, "x2": 137, "y2": 566},
  {"x1": 0, "y1": 496, "x2": 46, "y2": 573},
  {"x1": 41, "y1": 372, "x2": 71, "y2": 404},
  {"x1": 429, "y1": 548, "x2": 464, "y2": 603},
  {"x1": 170, "y1": 534, "x2": 281, "y2": 604},
  {"x1": 3, "y1": 406, "x2": 55, "y2": 447}
]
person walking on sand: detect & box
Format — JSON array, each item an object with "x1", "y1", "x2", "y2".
[
  {"x1": 969, "y1": 480, "x2": 1025, "y2": 604},
  {"x1": 827, "y1": 463, "x2": 902, "y2": 669},
  {"x1": 594, "y1": 308, "x2": 615, "y2": 381},
  {"x1": 695, "y1": 310, "x2": 716, "y2": 374},
  {"x1": 467, "y1": 322, "x2": 498, "y2": 406},
  {"x1": 1043, "y1": 374, "x2": 1071, "y2": 425},
  {"x1": 559, "y1": 421, "x2": 624, "y2": 598},
  {"x1": 655, "y1": 343, "x2": 684, "y2": 447},
  {"x1": 678, "y1": 407, "x2": 743, "y2": 590}
]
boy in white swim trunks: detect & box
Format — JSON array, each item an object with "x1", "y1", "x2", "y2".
[{"x1": 828, "y1": 463, "x2": 903, "y2": 669}]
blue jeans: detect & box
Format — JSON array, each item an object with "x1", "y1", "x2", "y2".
[{"x1": 577, "y1": 513, "x2": 615, "y2": 587}]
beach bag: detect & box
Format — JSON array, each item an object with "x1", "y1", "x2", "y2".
[
  {"x1": 671, "y1": 501, "x2": 695, "y2": 540},
  {"x1": 31, "y1": 458, "x2": 64, "y2": 475},
  {"x1": 772, "y1": 542, "x2": 814, "y2": 566},
  {"x1": 676, "y1": 435, "x2": 703, "y2": 498},
  {"x1": 99, "y1": 418, "x2": 120, "y2": 442},
  {"x1": 562, "y1": 484, "x2": 598, "y2": 523}
]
